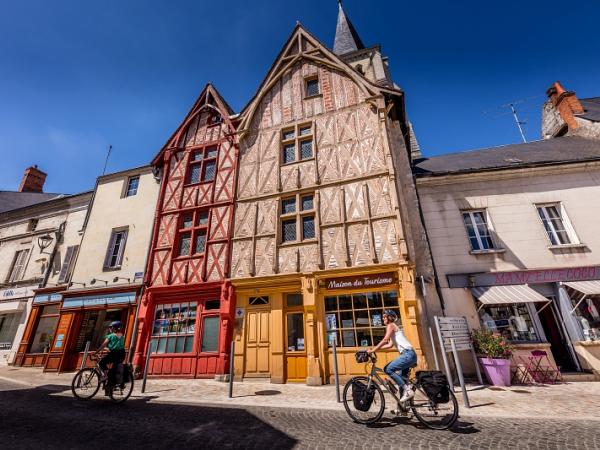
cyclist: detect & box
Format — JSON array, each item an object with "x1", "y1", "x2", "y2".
[
  {"x1": 95, "y1": 321, "x2": 125, "y2": 384},
  {"x1": 368, "y1": 310, "x2": 417, "y2": 403}
]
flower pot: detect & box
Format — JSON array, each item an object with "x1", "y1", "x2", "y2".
[{"x1": 478, "y1": 357, "x2": 511, "y2": 386}]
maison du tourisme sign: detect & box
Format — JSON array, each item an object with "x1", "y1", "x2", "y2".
[{"x1": 322, "y1": 272, "x2": 397, "y2": 290}]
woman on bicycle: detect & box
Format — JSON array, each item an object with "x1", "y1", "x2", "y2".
[
  {"x1": 95, "y1": 321, "x2": 125, "y2": 382},
  {"x1": 368, "y1": 310, "x2": 417, "y2": 402}
]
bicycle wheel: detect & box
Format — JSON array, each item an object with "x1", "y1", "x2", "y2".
[
  {"x1": 410, "y1": 386, "x2": 458, "y2": 430},
  {"x1": 108, "y1": 367, "x2": 134, "y2": 403},
  {"x1": 71, "y1": 368, "x2": 101, "y2": 400},
  {"x1": 342, "y1": 376, "x2": 385, "y2": 424}
]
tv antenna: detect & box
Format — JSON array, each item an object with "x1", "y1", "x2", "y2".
[
  {"x1": 102, "y1": 145, "x2": 113, "y2": 175},
  {"x1": 482, "y1": 96, "x2": 542, "y2": 144}
]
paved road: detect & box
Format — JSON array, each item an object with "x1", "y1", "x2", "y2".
[{"x1": 1, "y1": 379, "x2": 599, "y2": 449}]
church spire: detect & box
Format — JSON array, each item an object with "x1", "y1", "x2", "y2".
[{"x1": 333, "y1": 0, "x2": 365, "y2": 55}]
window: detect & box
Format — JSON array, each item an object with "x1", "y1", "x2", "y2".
[
  {"x1": 201, "y1": 316, "x2": 219, "y2": 352},
  {"x1": 7, "y1": 249, "x2": 30, "y2": 283},
  {"x1": 478, "y1": 303, "x2": 539, "y2": 343},
  {"x1": 176, "y1": 210, "x2": 209, "y2": 257},
  {"x1": 0, "y1": 313, "x2": 21, "y2": 350},
  {"x1": 125, "y1": 176, "x2": 140, "y2": 197},
  {"x1": 187, "y1": 145, "x2": 218, "y2": 184},
  {"x1": 287, "y1": 313, "x2": 305, "y2": 352},
  {"x1": 325, "y1": 291, "x2": 400, "y2": 348},
  {"x1": 249, "y1": 296, "x2": 269, "y2": 305},
  {"x1": 74, "y1": 308, "x2": 122, "y2": 352},
  {"x1": 208, "y1": 113, "x2": 222, "y2": 125},
  {"x1": 536, "y1": 203, "x2": 578, "y2": 246},
  {"x1": 305, "y1": 77, "x2": 320, "y2": 97},
  {"x1": 568, "y1": 291, "x2": 600, "y2": 341},
  {"x1": 150, "y1": 302, "x2": 197, "y2": 354},
  {"x1": 280, "y1": 194, "x2": 316, "y2": 243},
  {"x1": 29, "y1": 304, "x2": 60, "y2": 353},
  {"x1": 286, "y1": 293, "x2": 303, "y2": 307},
  {"x1": 104, "y1": 229, "x2": 128, "y2": 269},
  {"x1": 280, "y1": 123, "x2": 314, "y2": 164},
  {"x1": 462, "y1": 210, "x2": 495, "y2": 251}
]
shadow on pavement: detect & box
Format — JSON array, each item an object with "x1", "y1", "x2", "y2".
[
  {"x1": 366, "y1": 416, "x2": 481, "y2": 434},
  {"x1": 0, "y1": 384, "x2": 298, "y2": 449}
]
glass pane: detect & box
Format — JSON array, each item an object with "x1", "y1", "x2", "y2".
[
  {"x1": 283, "y1": 143, "x2": 295, "y2": 163},
  {"x1": 338, "y1": 295, "x2": 352, "y2": 311},
  {"x1": 306, "y1": 79, "x2": 319, "y2": 96},
  {"x1": 370, "y1": 310, "x2": 384, "y2": 327},
  {"x1": 383, "y1": 291, "x2": 399, "y2": 307},
  {"x1": 190, "y1": 151, "x2": 203, "y2": 162},
  {"x1": 302, "y1": 216, "x2": 315, "y2": 240},
  {"x1": 126, "y1": 177, "x2": 139, "y2": 196},
  {"x1": 202, "y1": 160, "x2": 216, "y2": 182},
  {"x1": 188, "y1": 164, "x2": 201, "y2": 184},
  {"x1": 175, "y1": 336, "x2": 185, "y2": 353},
  {"x1": 157, "y1": 338, "x2": 167, "y2": 354},
  {"x1": 30, "y1": 316, "x2": 59, "y2": 353},
  {"x1": 324, "y1": 296, "x2": 337, "y2": 312},
  {"x1": 182, "y1": 213, "x2": 193, "y2": 229},
  {"x1": 205, "y1": 146, "x2": 218, "y2": 158},
  {"x1": 355, "y1": 310, "x2": 370, "y2": 327},
  {"x1": 282, "y1": 198, "x2": 296, "y2": 214},
  {"x1": 194, "y1": 231, "x2": 206, "y2": 254},
  {"x1": 166, "y1": 338, "x2": 176, "y2": 353},
  {"x1": 340, "y1": 310, "x2": 354, "y2": 328},
  {"x1": 352, "y1": 294, "x2": 367, "y2": 309},
  {"x1": 300, "y1": 140, "x2": 313, "y2": 159},
  {"x1": 201, "y1": 316, "x2": 220, "y2": 352},
  {"x1": 184, "y1": 336, "x2": 194, "y2": 353},
  {"x1": 301, "y1": 195, "x2": 313, "y2": 211},
  {"x1": 286, "y1": 294, "x2": 303, "y2": 307},
  {"x1": 325, "y1": 313, "x2": 338, "y2": 331},
  {"x1": 367, "y1": 292, "x2": 382, "y2": 308},
  {"x1": 205, "y1": 300, "x2": 220, "y2": 310},
  {"x1": 43, "y1": 304, "x2": 60, "y2": 315},
  {"x1": 198, "y1": 211, "x2": 209, "y2": 225},
  {"x1": 341, "y1": 330, "x2": 356, "y2": 347},
  {"x1": 282, "y1": 129, "x2": 295, "y2": 140},
  {"x1": 356, "y1": 329, "x2": 372, "y2": 347},
  {"x1": 282, "y1": 219, "x2": 296, "y2": 242},
  {"x1": 287, "y1": 313, "x2": 305, "y2": 352},
  {"x1": 299, "y1": 126, "x2": 311, "y2": 136},
  {"x1": 479, "y1": 304, "x2": 539, "y2": 342},
  {"x1": 149, "y1": 339, "x2": 158, "y2": 353},
  {"x1": 327, "y1": 330, "x2": 340, "y2": 347},
  {"x1": 179, "y1": 232, "x2": 191, "y2": 256},
  {"x1": 372, "y1": 328, "x2": 386, "y2": 345}
]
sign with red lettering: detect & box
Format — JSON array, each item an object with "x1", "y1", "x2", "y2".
[{"x1": 321, "y1": 272, "x2": 397, "y2": 290}]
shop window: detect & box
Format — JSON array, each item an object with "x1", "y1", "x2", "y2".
[
  {"x1": 287, "y1": 312, "x2": 305, "y2": 352},
  {"x1": 249, "y1": 296, "x2": 269, "y2": 305},
  {"x1": 29, "y1": 304, "x2": 60, "y2": 353},
  {"x1": 7, "y1": 249, "x2": 30, "y2": 283},
  {"x1": 124, "y1": 176, "x2": 140, "y2": 197},
  {"x1": 186, "y1": 145, "x2": 218, "y2": 185},
  {"x1": 0, "y1": 313, "x2": 21, "y2": 350},
  {"x1": 324, "y1": 291, "x2": 400, "y2": 348},
  {"x1": 478, "y1": 303, "x2": 539, "y2": 342},
  {"x1": 280, "y1": 194, "x2": 316, "y2": 243},
  {"x1": 201, "y1": 316, "x2": 219, "y2": 352},
  {"x1": 176, "y1": 210, "x2": 210, "y2": 257},
  {"x1": 280, "y1": 123, "x2": 314, "y2": 165},
  {"x1": 286, "y1": 293, "x2": 303, "y2": 308},
  {"x1": 150, "y1": 302, "x2": 197, "y2": 354},
  {"x1": 104, "y1": 228, "x2": 128, "y2": 270},
  {"x1": 569, "y1": 293, "x2": 600, "y2": 341},
  {"x1": 305, "y1": 77, "x2": 320, "y2": 97},
  {"x1": 75, "y1": 309, "x2": 123, "y2": 352},
  {"x1": 536, "y1": 203, "x2": 578, "y2": 246},
  {"x1": 462, "y1": 210, "x2": 495, "y2": 251}
]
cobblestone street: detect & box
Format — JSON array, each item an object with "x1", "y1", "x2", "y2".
[{"x1": 1, "y1": 378, "x2": 599, "y2": 450}]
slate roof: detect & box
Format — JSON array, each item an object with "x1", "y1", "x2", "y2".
[
  {"x1": 580, "y1": 97, "x2": 600, "y2": 122},
  {"x1": 413, "y1": 136, "x2": 600, "y2": 177},
  {"x1": 0, "y1": 191, "x2": 63, "y2": 214},
  {"x1": 333, "y1": 1, "x2": 365, "y2": 55}
]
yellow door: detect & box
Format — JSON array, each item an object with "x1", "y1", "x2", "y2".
[{"x1": 244, "y1": 309, "x2": 270, "y2": 377}]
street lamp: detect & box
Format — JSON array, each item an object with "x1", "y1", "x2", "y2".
[
  {"x1": 37, "y1": 234, "x2": 53, "y2": 252},
  {"x1": 90, "y1": 278, "x2": 108, "y2": 286},
  {"x1": 113, "y1": 277, "x2": 131, "y2": 283},
  {"x1": 69, "y1": 281, "x2": 86, "y2": 288}
]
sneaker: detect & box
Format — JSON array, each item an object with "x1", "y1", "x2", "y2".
[
  {"x1": 390, "y1": 408, "x2": 408, "y2": 416},
  {"x1": 399, "y1": 386, "x2": 415, "y2": 402}
]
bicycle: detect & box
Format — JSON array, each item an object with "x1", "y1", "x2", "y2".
[
  {"x1": 71, "y1": 353, "x2": 134, "y2": 403},
  {"x1": 342, "y1": 352, "x2": 459, "y2": 430}
]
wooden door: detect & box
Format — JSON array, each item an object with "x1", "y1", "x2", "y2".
[
  {"x1": 285, "y1": 311, "x2": 307, "y2": 382},
  {"x1": 244, "y1": 309, "x2": 270, "y2": 377}
]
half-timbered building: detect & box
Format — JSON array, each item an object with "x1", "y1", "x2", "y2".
[
  {"x1": 133, "y1": 84, "x2": 238, "y2": 378},
  {"x1": 230, "y1": 4, "x2": 435, "y2": 384}
]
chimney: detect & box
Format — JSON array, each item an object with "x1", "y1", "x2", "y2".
[
  {"x1": 546, "y1": 81, "x2": 584, "y2": 131},
  {"x1": 18, "y1": 165, "x2": 47, "y2": 193}
]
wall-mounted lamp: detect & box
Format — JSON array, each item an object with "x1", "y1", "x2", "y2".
[
  {"x1": 112, "y1": 277, "x2": 131, "y2": 283},
  {"x1": 69, "y1": 281, "x2": 86, "y2": 288},
  {"x1": 37, "y1": 234, "x2": 54, "y2": 252},
  {"x1": 90, "y1": 278, "x2": 108, "y2": 286}
]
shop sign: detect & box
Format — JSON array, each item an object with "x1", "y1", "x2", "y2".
[
  {"x1": 322, "y1": 272, "x2": 397, "y2": 290},
  {"x1": 0, "y1": 286, "x2": 35, "y2": 300},
  {"x1": 448, "y1": 265, "x2": 600, "y2": 288}
]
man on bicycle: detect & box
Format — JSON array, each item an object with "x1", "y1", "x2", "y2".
[
  {"x1": 368, "y1": 310, "x2": 417, "y2": 403},
  {"x1": 95, "y1": 321, "x2": 125, "y2": 384}
]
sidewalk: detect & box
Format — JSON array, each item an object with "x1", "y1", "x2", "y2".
[{"x1": 1, "y1": 366, "x2": 599, "y2": 420}]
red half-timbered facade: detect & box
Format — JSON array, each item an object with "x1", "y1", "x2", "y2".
[{"x1": 134, "y1": 84, "x2": 238, "y2": 378}]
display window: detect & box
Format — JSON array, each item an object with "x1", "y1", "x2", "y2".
[
  {"x1": 30, "y1": 304, "x2": 60, "y2": 353},
  {"x1": 75, "y1": 308, "x2": 124, "y2": 351},
  {"x1": 569, "y1": 294, "x2": 600, "y2": 341},
  {"x1": 324, "y1": 290, "x2": 400, "y2": 348},
  {"x1": 478, "y1": 303, "x2": 540, "y2": 342},
  {"x1": 0, "y1": 312, "x2": 21, "y2": 350}
]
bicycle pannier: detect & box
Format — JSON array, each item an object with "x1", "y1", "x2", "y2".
[
  {"x1": 351, "y1": 379, "x2": 376, "y2": 411},
  {"x1": 416, "y1": 371, "x2": 450, "y2": 404},
  {"x1": 115, "y1": 363, "x2": 126, "y2": 385}
]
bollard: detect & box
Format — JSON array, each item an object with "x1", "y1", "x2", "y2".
[
  {"x1": 80, "y1": 341, "x2": 91, "y2": 370},
  {"x1": 228, "y1": 340, "x2": 235, "y2": 398},
  {"x1": 331, "y1": 331, "x2": 340, "y2": 403},
  {"x1": 141, "y1": 340, "x2": 153, "y2": 394}
]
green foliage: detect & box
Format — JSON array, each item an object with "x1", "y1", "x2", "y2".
[{"x1": 471, "y1": 328, "x2": 512, "y2": 359}]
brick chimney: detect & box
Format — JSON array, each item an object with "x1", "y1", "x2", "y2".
[
  {"x1": 546, "y1": 81, "x2": 584, "y2": 131},
  {"x1": 18, "y1": 165, "x2": 47, "y2": 193}
]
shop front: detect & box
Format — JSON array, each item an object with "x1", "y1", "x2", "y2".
[
  {"x1": 43, "y1": 286, "x2": 139, "y2": 372},
  {"x1": 0, "y1": 286, "x2": 35, "y2": 365},
  {"x1": 232, "y1": 264, "x2": 425, "y2": 385},
  {"x1": 448, "y1": 265, "x2": 600, "y2": 378}
]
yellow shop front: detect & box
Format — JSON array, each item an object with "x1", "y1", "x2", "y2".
[{"x1": 232, "y1": 263, "x2": 425, "y2": 385}]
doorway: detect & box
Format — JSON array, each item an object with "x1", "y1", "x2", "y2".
[
  {"x1": 244, "y1": 306, "x2": 270, "y2": 378},
  {"x1": 536, "y1": 301, "x2": 578, "y2": 372}
]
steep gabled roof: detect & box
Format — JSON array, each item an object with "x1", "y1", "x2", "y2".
[
  {"x1": 152, "y1": 83, "x2": 236, "y2": 165},
  {"x1": 0, "y1": 191, "x2": 63, "y2": 214},
  {"x1": 333, "y1": 0, "x2": 365, "y2": 55}
]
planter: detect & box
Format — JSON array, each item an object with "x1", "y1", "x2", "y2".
[{"x1": 478, "y1": 357, "x2": 511, "y2": 386}]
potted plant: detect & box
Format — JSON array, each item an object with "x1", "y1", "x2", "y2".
[{"x1": 471, "y1": 329, "x2": 513, "y2": 386}]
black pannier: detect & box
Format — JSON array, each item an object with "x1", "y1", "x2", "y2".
[
  {"x1": 351, "y1": 379, "x2": 376, "y2": 411},
  {"x1": 416, "y1": 371, "x2": 450, "y2": 404}
]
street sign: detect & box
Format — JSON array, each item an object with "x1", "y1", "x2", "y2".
[{"x1": 235, "y1": 307, "x2": 244, "y2": 319}]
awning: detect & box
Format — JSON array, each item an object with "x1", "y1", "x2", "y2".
[
  {"x1": 472, "y1": 284, "x2": 550, "y2": 306},
  {"x1": 62, "y1": 291, "x2": 137, "y2": 309},
  {"x1": 563, "y1": 281, "x2": 600, "y2": 296}
]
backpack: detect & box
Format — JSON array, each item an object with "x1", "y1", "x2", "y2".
[
  {"x1": 351, "y1": 379, "x2": 376, "y2": 411},
  {"x1": 416, "y1": 371, "x2": 450, "y2": 404}
]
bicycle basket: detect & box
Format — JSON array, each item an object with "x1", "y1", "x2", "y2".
[
  {"x1": 351, "y1": 379, "x2": 375, "y2": 411},
  {"x1": 355, "y1": 351, "x2": 370, "y2": 363},
  {"x1": 416, "y1": 371, "x2": 450, "y2": 404}
]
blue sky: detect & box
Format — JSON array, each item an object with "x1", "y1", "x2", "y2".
[{"x1": 1, "y1": 0, "x2": 600, "y2": 194}]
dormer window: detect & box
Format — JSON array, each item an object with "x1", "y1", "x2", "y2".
[{"x1": 305, "y1": 77, "x2": 320, "y2": 98}]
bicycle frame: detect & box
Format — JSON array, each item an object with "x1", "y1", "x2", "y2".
[{"x1": 365, "y1": 361, "x2": 405, "y2": 405}]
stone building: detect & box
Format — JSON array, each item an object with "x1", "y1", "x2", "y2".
[
  {"x1": 414, "y1": 82, "x2": 600, "y2": 378},
  {"x1": 230, "y1": 3, "x2": 438, "y2": 384}
]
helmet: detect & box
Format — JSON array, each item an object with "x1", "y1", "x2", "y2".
[
  {"x1": 109, "y1": 321, "x2": 123, "y2": 330},
  {"x1": 383, "y1": 309, "x2": 398, "y2": 321}
]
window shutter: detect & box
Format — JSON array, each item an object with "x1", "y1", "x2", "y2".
[
  {"x1": 104, "y1": 232, "x2": 117, "y2": 269},
  {"x1": 58, "y1": 245, "x2": 78, "y2": 283},
  {"x1": 116, "y1": 230, "x2": 128, "y2": 266}
]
